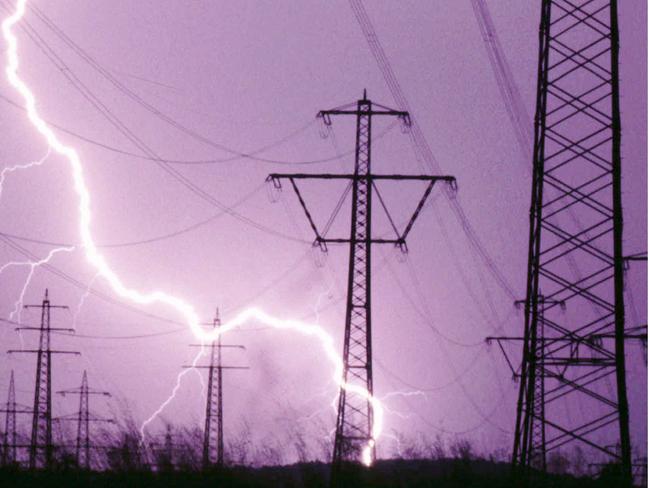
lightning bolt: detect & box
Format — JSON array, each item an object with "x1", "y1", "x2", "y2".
[
  {"x1": 71, "y1": 271, "x2": 98, "y2": 330},
  {"x1": 0, "y1": 245, "x2": 74, "y2": 349},
  {"x1": 2, "y1": 0, "x2": 383, "y2": 465},
  {"x1": 0, "y1": 245, "x2": 75, "y2": 323},
  {"x1": 0, "y1": 144, "x2": 53, "y2": 329},
  {"x1": 313, "y1": 284, "x2": 335, "y2": 326},
  {"x1": 378, "y1": 390, "x2": 427, "y2": 421},
  {"x1": 380, "y1": 390, "x2": 428, "y2": 402},
  {"x1": 140, "y1": 346, "x2": 206, "y2": 440},
  {"x1": 381, "y1": 405, "x2": 415, "y2": 422},
  {"x1": 0, "y1": 147, "x2": 50, "y2": 201}
]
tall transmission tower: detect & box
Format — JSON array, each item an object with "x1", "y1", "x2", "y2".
[
  {"x1": 1, "y1": 371, "x2": 18, "y2": 466},
  {"x1": 1, "y1": 370, "x2": 31, "y2": 466},
  {"x1": 185, "y1": 309, "x2": 247, "y2": 469},
  {"x1": 57, "y1": 370, "x2": 112, "y2": 469},
  {"x1": 267, "y1": 91, "x2": 455, "y2": 482},
  {"x1": 491, "y1": 1, "x2": 634, "y2": 483},
  {"x1": 8, "y1": 289, "x2": 79, "y2": 469}
]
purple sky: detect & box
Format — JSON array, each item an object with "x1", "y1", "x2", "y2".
[{"x1": 0, "y1": 1, "x2": 646, "y2": 463}]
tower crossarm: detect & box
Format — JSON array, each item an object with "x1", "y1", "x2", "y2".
[
  {"x1": 55, "y1": 413, "x2": 113, "y2": 423},
  {"x1": 267, "y1": 173, "x2": 455, "y2": 247},
  {"x1": 182, "y1": 366, "x2": 249, "y2": 370},
  {"x1": 0, "y1": 405, "x2": 32, "y2": 414},
  {"x1": 8, "y1": 349, "x2": 80, "y2": 355},
  {"x1": 15, "y1": 327, "x2": 75, "y2": 332},
  {"x1": 57, "y1": 388, "x2": 110, "y2": 397},
  {"x1": 318, "y1": 103, "x2": 410, "y2": 126}
]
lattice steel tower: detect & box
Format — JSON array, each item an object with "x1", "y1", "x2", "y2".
[
  {"x1": 57, "y1": 370, "x2": 112, "y2": 469},
  {"x1": 76, "y1": 372, "x2": 92, "y2": 469},
  {"x1": 268, "y1": 91, "x2": 455, "y2": 483},
  {"x1": 203, "y1": 313, "x2": 225, "y2": 468},
  {"x1": 1, "y1": 371, "x2": 18, "y2": 465},
  {"x1": 1, "y1": 371, "x2": 33, "y2": 466},
  {"x1": 9, "y1": 289, "x2": 79, "y2": 469},
  {"x1": 514, "y1": 0, "x2": 631, "y2": 482},
  {"x1": 186, "y1": 309, "x2": 246, "y2": 469}
]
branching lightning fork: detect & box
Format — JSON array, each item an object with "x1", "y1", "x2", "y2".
[
  {"x1": 0, "y1": 246, "x2": 75, "y2": 323},
  {"x1": 0, "y1": 147, "x2": 50, "y2": 201},
  {"x1": 1, "y1": 0, "x2": 384, "y2": 465}
]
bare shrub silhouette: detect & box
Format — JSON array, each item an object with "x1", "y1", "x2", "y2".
[{"x1": 0, "y1": 409, "x2": 634, "y2": 487}]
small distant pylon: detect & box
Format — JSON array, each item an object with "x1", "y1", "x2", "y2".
[
  {"x1": 1, "y1": 371, "x2": 17, "y2": 466},
  {"x1": 150, "y1": 424, "x2": 177, "y2": 471},
  {"x1": 164, "y1": 424, "x2": 173, "y2": 466},
  {"x1": 185, "y1": 309, "x2": 247, "y2": 469},
  {"x1": 1, "y1": 371, "x2": 31, "y2": 466},
  {"x1": 57, "y1": 370, "x2": 112, "y2": 469},
  {"x1": 8, "y1": 289, "x2": 80, "y2": 469}
]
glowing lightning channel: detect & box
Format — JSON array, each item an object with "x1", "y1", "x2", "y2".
[
  {"x1": 0, "y1": 147, "x2": 50, "y2": 201},
  {"x1": 71, "y1": 271, "x2": 99, "y2": 330},
  {"x1": 1, "y1": 246, "x2": 74, "y2": 349},
  {"x1": 1, "y1": 245, "x2": 75, "y2": 322},
  {"x1": 140, "y1": 346, "x2": 205, "y2": 440},
  {"x1": 378, "y1": 390, "x2": 428, "y2": 421},
  {"x1": 2, "y1": 0, "x2": 383, "y2": 465},
  {"x1": 380, "y1": 390, "x2": 428, "y2": 402},
  {"x1": 0, "y1": 145, "x2": 57, "y2": 341}
]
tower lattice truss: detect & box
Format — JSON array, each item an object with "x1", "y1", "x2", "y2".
[{"x1": 514, "y1": 0, "x2": 631, "y2": 474}]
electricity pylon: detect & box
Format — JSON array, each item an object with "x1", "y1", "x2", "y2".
[
  {"x1": 163, "y1": 425, "x2": 174, "y2": 469},
  {"x1": 57, "y1": 370, "x2": 112, "y2": 469},
  {"x1": 185, "y1": 309, "x2": 247, "y2": 469},
  {"x1": 267, "y1": 91, "x2": 455, "y2": 483},
  {"x1": 148, "y1": 424, "x2": 179, "y2": 471},
  {"x1": 498, "y1": 1, "x2": 634, "y2": 484},
  {"x1": 8, "y1": 289, "x2": 79, "y2": 469},
  {"x1": 0, "y1": 371, "x2": 18, "y2": 466},
  {"x1": 154, "y1": 424, "x2": 176, "y2": 470},
  {"x1": 1, "y1": 371, "x2": 31, "y2": 466},
  {"x1": 488, "y1": 295, "x2": 565, "y2": 474}
]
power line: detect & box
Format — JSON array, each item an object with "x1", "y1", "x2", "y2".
[
  {"x1": 399, "y1": 389, "x2": 511, "y2": 437},
  {"x1": 348, "y1": 0, "x2": 517, "y2": 301},
  {"x1": 381, "y1": 255, "x2": 486, "y2": 349},
  {"x1": 0, "y1": 91, "x2": 387, "y2": 167},
  {"x1": 0, "y1": 2, "x2": 306, "y2": 245},
  {"x1": 0, "y1": 248, "x2": 316, "y2": 341},
  {"x1": 26, "y1": 4, "x2": 398, "y2": 168},
  {"x1": 0, "y1": 183, "x2": 265, "y2": 249},
  {"x1": 0, "y1": 234, "x2": 186, "y2": 327},
  {"x1": 27, "y1": 2, "x2": 320, "y2": 165},
  {"x1": 0, "y1": 311, "x2": 187, "y2": 340},
  {"x1": 375, "y1": 350, "x2": 487, "y2": 393}
]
